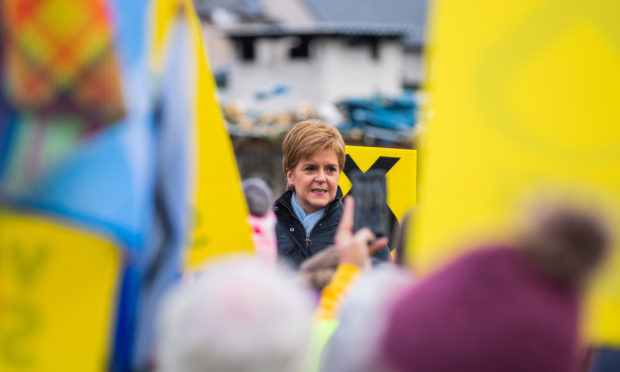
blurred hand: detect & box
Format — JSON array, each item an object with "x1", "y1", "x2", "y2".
[{"x1": 335, "y1": 197, "x2": 389, "y2": 269}]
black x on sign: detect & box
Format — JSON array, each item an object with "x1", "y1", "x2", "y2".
[{"x1": 342, "y1": 154, "x2": 401, "y2": 238}]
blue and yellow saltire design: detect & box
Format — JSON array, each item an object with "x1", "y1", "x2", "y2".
[
  {"x1": 413, "y1": 0, "x2": 620, "y2": 346},
  {"x1": 149, "y1": 0, "x2": 254, "y2": 272}
]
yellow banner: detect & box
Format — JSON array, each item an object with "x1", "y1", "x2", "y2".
[
  {"x1": 339, "y1": 146, "x2": 417, "y2": 226},
  {"x1": 414, "y1": 0, "x2": 620, "y2": 345},
  {"x1": 0, "y1": 211, "x2": 121, "y2": 372},
  {"x1": 149, "y1": 0, "x2": 254, "y2": 271}
]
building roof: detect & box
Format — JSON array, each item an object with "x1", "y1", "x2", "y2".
[
  {"x1": 227, "y1": 24, "x2": 405, "y2": 40},
  {"x1": 195, "y1": 0, "x2": 427, "y2": 48},
  {"x1": 301, "y1": 0, "x2": 427, "y2": 49},
  {"x1": 194, "y1": 0, "x2": 264, "y2": 20}
]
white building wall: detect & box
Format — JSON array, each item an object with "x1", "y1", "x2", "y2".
[
  {"x1": 319, "y1": 39, "x2": 403, "y2": 103},
  {"x1": 226, "y1": 37, "x2": 404, "y2": 112},
  {"x1": 202, "y1": 23, "x2": 235, "y2": 72},
  {"x1": 226, "y1": 37, "x2": 325, "y2": 112},
  {"x1": 403, "y1": 50, "x2": 424, "y2": 87}
]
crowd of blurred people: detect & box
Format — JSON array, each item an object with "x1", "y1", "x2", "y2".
[
  {"x1": 158, "y1": 179, "x2": 615, "y2": 372},
  {"x1": 151, "y1": 121, "x2": 618, "y2": 372}
]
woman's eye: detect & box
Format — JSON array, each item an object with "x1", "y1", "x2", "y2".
[
  {"x1": 327, "y1": 167, "x2": 337, "y2": 172},
  {"x1": 304, "y1": 166, "x2": 315, "y2": 171}
]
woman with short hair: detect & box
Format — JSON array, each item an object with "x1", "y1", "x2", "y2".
[{"x1": 274, "y1": 120, "x2": 390, "y2": 268}]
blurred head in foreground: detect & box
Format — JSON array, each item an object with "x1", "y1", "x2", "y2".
[
  {"x1": 320, "y1": 266, "x2": 414, "y2": 372},
  {"x1": 297, "y1": 245, "x2": 340, "y2": 293},
  {"x1": 156, "y1": 259, "x2": 313, "y2": 372},
  {"x1": 382, "y1": 204, "x2": 611, "y2": 372}
]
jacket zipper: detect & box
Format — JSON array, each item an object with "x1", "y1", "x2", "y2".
[
  {"x1": 280, "y1": 203, "x2": 310, "y2": 246},
  {"x1": 280, "y1": 201, "x2": 332, "y2": 251},
  {"x1": 305, "y1": 211, "x2": 332, "y2": 249}
]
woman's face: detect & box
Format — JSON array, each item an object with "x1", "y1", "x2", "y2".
[{"x1": 287, "y1": 149, "x2": 340, "y2": 213}]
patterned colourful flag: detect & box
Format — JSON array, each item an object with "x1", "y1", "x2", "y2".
[
  {"x1": 1, "y1": 0, "x2": 124, "y2": 122},
  {"x1": 0, "y1": 0, "x2": 127, "y2": 198},
  {"x1": 1, "y1": 1, "x2": 163, "y2": 371}
]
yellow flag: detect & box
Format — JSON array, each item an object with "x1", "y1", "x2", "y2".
[
  {"x1": 414, "y1": 0, "x2": 620, "y2": 345},
  {"x1": 0, "y1": 211, "x2": 121, "y2": 372},
  {"x1": 149, "y1": 0, "x2": 253, "y2": 271}
]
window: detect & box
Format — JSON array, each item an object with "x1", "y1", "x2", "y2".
[
  {"x1": 369, "y1": 39, "x2": 379, "y2": 60},
  {"x1": 346, "y1": 36, "x2": 380, "y2": 60},
  {"x1": 289, "y1": 37, "x2": 311, "y2": 59},
  {"x1": 238, "y1": 38, "x2": 255, "y2": 61}
]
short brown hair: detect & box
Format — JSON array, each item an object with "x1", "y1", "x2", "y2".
[{"x1": 282, "y1": 120, "x2": 346, "y2": 179}]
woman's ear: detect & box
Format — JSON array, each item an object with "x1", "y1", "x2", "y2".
[{"x1": 285, "y1": 168, "x2": 294, "y2": 188}]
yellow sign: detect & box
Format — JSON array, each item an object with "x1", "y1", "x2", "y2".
[
  {"x1": 149, "y1": 0, "x2": 254, "y2": 271},
  {"x1": 339, "y1": 146, "x2": 417, "y2": 230},
  {"x1": 0, "y1": 211, "x2": 121, "y2": 372},
  {"x1": 414, "y1": 0, "x2": 620, "y2": 345}
]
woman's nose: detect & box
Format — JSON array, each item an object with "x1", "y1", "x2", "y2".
[{"x1": 315, "y1": 170, "x2": 327, "y2": 181}]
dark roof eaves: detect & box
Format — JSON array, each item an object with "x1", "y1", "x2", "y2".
[{"x1": 227, "y1": 25, "x2": 406, "y2": 39}]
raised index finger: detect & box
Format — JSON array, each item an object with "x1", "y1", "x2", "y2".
[{"x1": 337, "y1": 196, "x2": 355, "y2": 236}]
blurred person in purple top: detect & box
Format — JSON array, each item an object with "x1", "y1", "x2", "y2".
[{"x1": 382, "y1": 204, "x2": 611, "y2": 372}]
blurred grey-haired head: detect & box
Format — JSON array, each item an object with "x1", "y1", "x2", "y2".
[
  {"x1": 320, "y1": 266, "x2": 414, "y2": 372},
  {"x1": 157, "y1": 258, "x2": 313, "y2": 372},
  {"x1": 243, "y1": 178, "x2": 274, "y2": 217}
]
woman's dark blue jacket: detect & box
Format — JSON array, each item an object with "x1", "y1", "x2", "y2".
[{"x1": 274, "y1": 188, "x2": 390, "y2": 269}]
